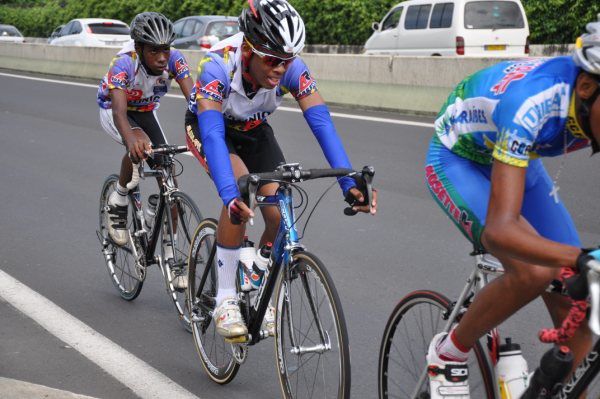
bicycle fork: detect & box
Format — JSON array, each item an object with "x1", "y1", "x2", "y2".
[{"x1": 284, "y1": 271, "x2": 332, "y2": 356}]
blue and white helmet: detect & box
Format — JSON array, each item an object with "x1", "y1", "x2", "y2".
[{"x1": 573, "y1": 19, "x2": 600, "y2": 75}]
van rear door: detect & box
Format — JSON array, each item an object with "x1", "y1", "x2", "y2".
[{"x1": 462, "y1": 0, "x2": 528, "y2": 56}]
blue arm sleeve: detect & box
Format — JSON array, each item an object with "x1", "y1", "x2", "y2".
[
  {"x1": 197, "y1": 110, "x2": 240, "y2": 206},
  {"x1": 303, "y1": 104, "x2": 356, "y2": 194}
]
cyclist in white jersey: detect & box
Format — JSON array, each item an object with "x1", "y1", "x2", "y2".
[
  {"x1": 185, "y1": 0, "x2": 377, "y2": 338},
  {"x1": 97, "y1": 12, "x2": 193, "y2": 260}
]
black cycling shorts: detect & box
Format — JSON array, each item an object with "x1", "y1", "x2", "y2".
[
  {"x1": 185, "y1": 109, "x2": 286, "y2": 174},
  {"x1": 126, "y1": 111, "x2": 168, "y2": 147}
]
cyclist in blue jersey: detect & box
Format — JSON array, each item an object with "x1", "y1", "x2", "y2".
[
  {"x1": 98, "y1": 12, "x2": 193, "y2": 268},
  {"x1": 185, "y1": 0, "x2": 377, "y2": 339},
  {"x1": 424, "y1": 21, "x2": 600, "y2": 397}
]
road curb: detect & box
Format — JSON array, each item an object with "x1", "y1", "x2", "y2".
[{"x1": 0, "y1": 377, "x2": 100, "y2": 399}]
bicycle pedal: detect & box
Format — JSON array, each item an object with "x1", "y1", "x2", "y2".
[{"x1": 224, "y1": 335, "x2": 249, "y2": 344}]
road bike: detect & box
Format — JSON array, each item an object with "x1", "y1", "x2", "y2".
[
  {"x1": 378, "y1": 247, "x2": 600, "y2": 398},
  {"x1": 187, "y1": 162, "x2": 374, "y2": 398},
  {"x1": 97, "y1": 144, "x2": 202, "y2": 331}
]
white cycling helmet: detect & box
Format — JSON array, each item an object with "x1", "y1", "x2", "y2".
[
  {"x1": 573, "y1": 20, "x2": 600, "y2": 75},
  {"x1": 239, "y1": 0, "x2": 306, "y2": 56}
]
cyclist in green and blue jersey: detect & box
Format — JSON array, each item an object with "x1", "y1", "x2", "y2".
[{"x1": 425, "y1": 21, "x2": 600, "y2": 398}]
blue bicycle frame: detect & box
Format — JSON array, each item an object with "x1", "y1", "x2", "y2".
[{"x1": 245, "y1": 184, "x2": 301, "y2": 345}]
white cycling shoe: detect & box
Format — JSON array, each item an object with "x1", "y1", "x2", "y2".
[
  {"x1": 263, "y1": 303, "x2": 275, "y2": 337},
  {"x1": 426, "y1": 332, "x2": 470, "y2": 398},
  {"x1": 214, "y1": 297, "x2": 248, "y2": 338},
  {"x1": 106, "y1": 191, "x2": 129, "y2": 246},
  {"x1": 163, "y1": 244, "x2": 187, "y2": 290}
]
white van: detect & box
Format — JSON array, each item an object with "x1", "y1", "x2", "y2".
[{"x1": 364, "y1": 0, "x2": 529, "y2": 56}]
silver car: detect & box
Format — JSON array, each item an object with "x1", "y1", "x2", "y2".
[
  {"x1": 49, "y1": 18, "x2": 130, "y2": 47},
  {"x1": 173, "y1": 16, "x2": 239, "y2": 50},
  {"x1": 0, "y1": 24, "x2": 24, "y2": 44}
]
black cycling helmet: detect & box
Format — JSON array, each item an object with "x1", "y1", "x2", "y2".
[
  {"x1": 239, "y1": 0, "x2": 305, "y2": 56},
  {"x1": 130, "y1": 12, "x2": 175, "y2": 46}
]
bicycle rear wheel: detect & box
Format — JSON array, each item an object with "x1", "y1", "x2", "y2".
[
  {"x1": 98, "y1": 175, "x2": 144, "y2": 301},
  {"x1": 378, "y1": 290, "x2": 496, "y2": 399},
  {"x1": 161, "y1": 191, "x2": 202, "y2": 332},
  {"x1": 274, "y1": 251, "x2": 351, "y2": 399},
  {"x1": 187, "y1": 218, "x2": 239, "y2": 384}
]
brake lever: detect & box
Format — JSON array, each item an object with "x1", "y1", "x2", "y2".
[
  {"x1": 247, "y1": 175, "x2": 260, "y2": 226},
  {"x1": 587, "y1": 260, "x2": 600, "y2": 335},
  {"x1": 361, "y1": 165, "x2": 375, "y2": 214}
]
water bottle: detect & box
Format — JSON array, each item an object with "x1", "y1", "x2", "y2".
[
  {"x1": 521, "y1": 346, "x2": 573, "y2": 399},
  {"x1": 496, "y1": 338, "x2": 529, "y2": 399},
  {"x1": 144, "y1": 194, "x2": 159, "y2": 230},
  {"x1": 254, "y1": 242, "x2": 272, "y2": 272},
  {"x1": 238, "y1": 238, "x2": 256, "y2": 292}
]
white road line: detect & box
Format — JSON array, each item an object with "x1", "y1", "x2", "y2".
[
  {"x1": 0, "y1": 269, "x2": 199, "y2": 399},
  {"x1": 0, "y1": 71, "x2": 434, "y2": 128}
]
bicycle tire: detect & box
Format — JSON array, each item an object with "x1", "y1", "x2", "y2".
[
  {"x1": 274, "y1": 251, "x2": 351, "y2": 399},
  {"x1": 187, "y1": 218, "x2": 240, "y2": 384},
  {"x1": 378, "y1": 290, "x2": 496, "y2": 399},
  {"x1": 98, "y1": 174, "x2": 144, "y2": 301},
  {"x1": 161, "y1": 191, "x2": 203, "y2": 332}
]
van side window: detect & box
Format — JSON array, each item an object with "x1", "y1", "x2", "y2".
[
  {"x1": 405, "y1": 5, "x2": 432, "y2": 30},
  {"x1": 382, "y1": 7, "x2": 403, "y2": 31},
  {"x1": 430, "y1": 3, "x2": 454, "y2": 28}
]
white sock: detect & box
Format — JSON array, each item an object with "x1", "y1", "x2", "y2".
[
  {"x1": 111, "y1": 183, "x2": 128, "y2": 206},
  {"x1": 437, "y1": 328, "x2": 470, "y2": 362},
  {"x1": 215, "y1": 245, "x2": 241, "y2": 306}
]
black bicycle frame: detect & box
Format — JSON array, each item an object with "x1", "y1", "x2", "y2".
[
  {"x1": 555, "y1": 342, "x2": 600, "y2": 398},
  {"x1": 129, "y1": 185, "x2": 163, "y2": 266}
]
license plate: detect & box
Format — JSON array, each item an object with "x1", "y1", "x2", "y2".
[{"x1": 485, "y1": 44, "x2": 506, "y2": 51}]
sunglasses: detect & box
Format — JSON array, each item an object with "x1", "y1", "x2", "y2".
[{"x1": 245, "y1": 38, "x2": 296, "y2": 68}]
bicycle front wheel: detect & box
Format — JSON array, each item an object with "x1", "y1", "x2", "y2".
[
  {"x1": 161, "y1": 191, "x2": 203, "y2": 332},
  {"x1": 378, "y1": 290, "x2": 496, "y2": 399},
  {"x1": 274, "y1": 251, "x2": 351, "y2": 399},
  {"x1": 187, "y1": 218, "x2": 239, "y2": 384},
  {"x1": 98, "y1": 174, "x2": 144, "y2": 301}
]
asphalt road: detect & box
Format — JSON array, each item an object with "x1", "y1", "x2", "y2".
[{"x1": 0, "y1": 71, "x2": 599, "y2": 399}]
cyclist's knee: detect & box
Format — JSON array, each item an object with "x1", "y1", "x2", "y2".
[
  {"x1": 262, "y1": 207, "x2": 280, "y2": 229},
  {"x1": 504, "y1": 262, "x2": 558, "y2": 291}
]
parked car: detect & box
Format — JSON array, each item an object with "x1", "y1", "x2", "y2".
[
  {"x1": 364, "y1": 0, "x2": 530, "y2": 56},
  {"x1": 48, "y1": 25, "x2": 64, "y2": 43},
  {"x1": 0, "y1": 24, "x2": 24, "y2": 43},
  {"x1": 49, "y1": 18, "x2": 130, "y2": 47},
  {"x1": 173, "y1": 16, "x2": 239, "y2": 50}
]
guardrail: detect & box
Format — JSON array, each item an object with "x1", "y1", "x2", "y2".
[{"x1": 0, "y1": 42, "x2": 554, "y2": 115}]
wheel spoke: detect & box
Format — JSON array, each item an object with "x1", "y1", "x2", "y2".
[
  {"x1": 188, "y1": 219, "x2": 238, "y2": 384},
  {"x1": 378, "y1": 292, "x2": 495, "y2": 399},
  {"x1": 276, "y1": 253, "x2": 348, "y2": 398}
]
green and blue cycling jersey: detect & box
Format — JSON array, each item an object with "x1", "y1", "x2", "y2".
[
  {"x1": 427, "y1": 56, "x2": 590, "y2": 248},
  {"x1": 435, "y1": 56, "x2": 589, "y2": 167}
]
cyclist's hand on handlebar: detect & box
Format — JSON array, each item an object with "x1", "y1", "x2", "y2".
[
  {"x1": 125, "y1": 130, "x2": 152, "y2": 163},
  {"x1": 227, "y1": 197, "x2": 254, "y2": 225},
  {"x1": 576, "y1": 248, "x2": 600, "y2": 271},
  {"x1": 345, "y1": 186, "x2": 377, "y2": 215}
]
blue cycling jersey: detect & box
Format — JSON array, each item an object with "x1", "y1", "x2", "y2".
[{"x1": 434, "y1": 56, "x2": 590, "y2": 167}]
